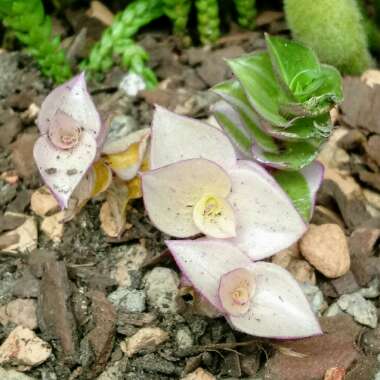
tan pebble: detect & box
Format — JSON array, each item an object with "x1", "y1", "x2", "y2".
[
  {"x1": 272, "y1": 250, "x2": 294, "y2": 268},
  {"x1": 300, "y1": 224, "x2": 350, "y2": 278},
  {"x1": 121, "y1": 327, "x2": 168, "y2": 357},
  {"x1": 181, "y1": 368, "x2": 216, "y2": 380},
  {"x1": 0, "y1": 299, "x2": 37, "y2": 330},
  {"x1": 41, "y1": 212, "x2": 64, "y2": 242},
  {"x1": 0, "y1": 214, "x2": 37, "y2": 254},
  {"x1": 288, "y1": 259, "x2": 316, "y2": 285},
  {"x1": 31, "y1": 186, "x2": 59, "y2": 217},
  {"x1": 0, "y1": 326, "x2": 51, "y2": 370}
]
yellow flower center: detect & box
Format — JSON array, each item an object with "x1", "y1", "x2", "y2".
[{"x1": 232, "y1": 283, "x2": 250, "y2": 305}]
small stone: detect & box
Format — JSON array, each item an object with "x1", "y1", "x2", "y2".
[
  {"x1": 97, "y1": 360, "x2": 128, "y2": 380},
  {"x1": 119, "y1": 72, "x2": 146, "y2": 97},
  {"x1": 0, "y1": 367, "x2": 35, "y2": 380},
  {"x1": 324, "y1": 303, "x2": 344, "y2": 317},
  {"x1": 364, "y1": 189, "x2": 380, "y2": 214},
  {"x1": 0, "y1": 299, "x2": 37, "y2": 330},
  {"x1": 143, "y1": 267, "x2": 180, "y2": 313},
  {"x1": 300, "y1": 224, "x2": 350, "y2": 278},
  {"x1": 359, "y1": 277, "x2": 380, "y2": 298},
  {"x1": 121, "y1": 327, "x2": 169, "y2": 357},
  {"x1": 181, "y1": 368, "x2": 216, "y2": 380},
  {"x1": 272, "y1": 250, "x2": 316, "y2": 285},
  {"x1": 337, "y1": 293, "x2": 377, "y2": 328},
  {"x1": 30, "y1": 186, "x2": 59, "y2": 217},
  {"x1": 0, "y1": 326, "x2": 51, "y2": 369},
  {"x1": 0, "y1": 214, "x2": 37, "y2": 254},
  {"x1": 111, "y1": 244, "x2": 148, "y2": 288},
  {"x1": 108, "y1": 288, "x2": 146, "y2": 313},
  {"x1": 300, "y1": 283, "x2": 327, "y2": 316},
  {"x1": 130, "y1": 352, "x2": 177, "y2": 375},
  {"x1": 41, "y1": 212, "x2": 64, "y2": 242},
  {"x1": 176, "y1": 327, "x2": 193, "y2": 350},
  {"x1": 318, "y1": 128, "x2": 350, "y2": 169},
  {"x1": 324, "y1": 367, "x2": 346, "y2": 380},
  {"x1": 288, "y1": 260, "x2": 316, "y2": 285}
]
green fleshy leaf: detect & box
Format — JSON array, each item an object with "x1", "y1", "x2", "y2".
[
  {"x1": 213, "y1": 102, "x2": 252, "y2": 155},
  {"x1": 212, "y1": 80, "x2": 278, "y2": 152},
  {"x1": 265, "y1": 34, "x2": 320, "y2": 90},
  {"x1": 227, "y1": 52, "x2": 295, "y2": 127},
  {"x1": 213, "y1": 80, "x2": 332, "y2": 142},
  {"x1": 273, "y1": 170, "x2": 311, "y2": 220},
  {"x1": 252, "y1": 138, "x2": 321, "y2": 171}
]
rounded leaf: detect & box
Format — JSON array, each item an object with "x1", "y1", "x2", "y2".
[
  {"x1": 166, "y1": 239, "x2": 252, "y2": 309},
  {"x1": 142, "y1": 159, "x2": 232, "y2": 238},
  {"x1": 228, "y1": 160, "x2": 307, "y2": 260},
  {"x1": 150, "y1": 106, "x2": 237, "y2": 171},
  {"x1": 37, "y1": 72, "x2": 101, "y2": 138},
  {"x1": 228, "y1": 262, "x2": 322, "y2": 338},
  {"x1": 33, "y1": 132, "x2": 97, "y2": 209}
]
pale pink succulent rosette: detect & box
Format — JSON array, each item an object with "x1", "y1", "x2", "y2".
[
  {"x1": 142, "y1": 106, "x2": 322, "y2": 338},
  {"x1": 33, "y1": 73, "x2": 103, "y2": 209},
  {"x1": 167, "y1": 239, "x2": 322, "y2": 338},
  {"x1": 142, "y1": 106, "x2": 307, "y2": 261}
]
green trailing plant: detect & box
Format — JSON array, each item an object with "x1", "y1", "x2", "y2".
[
  {"x1": 0, "y1": 0, "x2": 72, "y2": 83},
  {"x1": 113, "y1": 38, "x2": 158, "y2": 88},
  {"x1": 84, "y1": 0, "x2": 258, "y2": 83},
  {"x1": 163, "y1": 0, "x2": 192, "y2": 44},
  {"x1": 212, "y1": 35, "x2": 343, "y2": 220},
  {"x1": 81, "y1": 0, "x2": 164, "y2": 85},
  {"x1": 234, "y1": 0, "x2": 257, "y2": 29},
  {"x1": 284, "y1": 0, "x2": 372, "y2": 75},
  {"x1": 195, "y1": 0, "x2": 221, "y2": 44}
]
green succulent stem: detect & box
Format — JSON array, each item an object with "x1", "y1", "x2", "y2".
[
  {"x1": 82, "y1": 0, "x2": 164, "y2": 83},
  {"x1": 195, "y1": 0, "x2": 221, "y2": 45},
  {"x1": 114, "y1": 38, "x2": 158, "y2": 89},
  {"x1": 163, "y1": 0, "x2": 192, "y2": 42},
  {"x1": 234, "y1": 0, "x2": 257, "y2": 30},
  {"x1": 0, "y1": 0, "x2": 72, "y2": 83}
]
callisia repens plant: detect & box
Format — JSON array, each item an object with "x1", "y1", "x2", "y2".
[
  {"x1": 33, "y1": 72, "x2": 149, "y2": 212},
  {"x1": 141, "y1": 106, "x2": 321, "y2": 337},
  {"x1": 33, "y1": 35, "x2": 343, "y2": 339}
]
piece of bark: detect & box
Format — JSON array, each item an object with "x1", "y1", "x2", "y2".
[
  {"x1": 349, "y1": 228, "x2": 380, "y2": 257},
  {"x1": 81, "y1": 291, "x2": 116, "y2": 378},
  {"x1": 38, "y1": 260, "x2": 78, "y2": 366},
  {"x1": 331, "y1": 271, "x2": 360, "y2": 296},
  {"x1": 265, "y1": 315, "x2": 361, "y2": 380},
  {"x1": 321, "y1": 169, "x2": 371, "y2": 230},
  {"x1": 341, "y1": 77, "x2": 380, "y2": 134}
]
